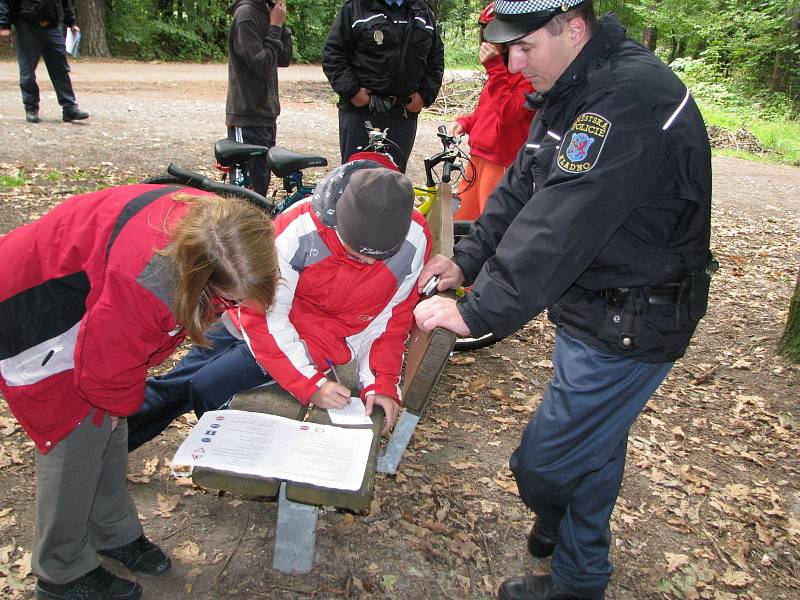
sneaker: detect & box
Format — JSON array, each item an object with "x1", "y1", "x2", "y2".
[
  {"x1": 26, "y1": 109, "x2": 41, "y2": 123},
  {"x1": 98, "y1": 535, "x2": 171, "y2": 576},
  {"x1": 36, "y1": 565, "x2": 142, "y2": 600},
  {"x1": 527, "y1": 518, "x2": 559, "y2": 558},
  {"x1": 63, "y1": 107, "x2": 90, "y2": 122}
]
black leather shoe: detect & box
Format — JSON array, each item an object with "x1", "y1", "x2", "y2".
[
  {"x1": 498, "y1": 574, "x2": 598, "y2": 600},
  {"x1": 36, "y1": 565, "x2": 142, "y2": 600},
  {"x1": 62, "y1": 107, "x2": 90, "y2": 122},
  {"x1": 98, "y1": 535, "x2": 171, "y2": 575},
  {"x1": 25, "y1": 109, "x2": 41, "y2": 123},
  {"x1": 528, "y1": 518, "x2": 559, "y2": 558}
]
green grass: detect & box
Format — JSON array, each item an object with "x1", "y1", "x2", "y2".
[
  {"x1": 45, "y1": 171, "x2": 63, "y2": 181},
  {"x1": 698, "y1": 103, "x2": 800, "y2": 165},
  {"x1": 0, "y1": 172, "x2": 27, "y2": 188}
]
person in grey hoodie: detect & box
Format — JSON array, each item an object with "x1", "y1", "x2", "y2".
[{"x1": 225, "y1": 0, "x2": 292, "y2": 196}]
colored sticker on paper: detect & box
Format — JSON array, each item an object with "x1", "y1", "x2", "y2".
[{"x1": 557, "y1": 113, "x2": 611, "y2": 174}]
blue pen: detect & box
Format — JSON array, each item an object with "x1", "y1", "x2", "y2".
[{"x1": 325, "y1": 358, "x2": 342, "y2": 384}]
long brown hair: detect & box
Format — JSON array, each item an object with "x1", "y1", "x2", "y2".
[{"x1": 159, "y1": 193, "x2": 277, "y2": 345}]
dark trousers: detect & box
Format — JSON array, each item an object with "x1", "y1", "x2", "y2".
[
  {"x1": 227, "y1": 124, "x2": 276, "y2": 197},
  {"x1": 14, "y1": 19, "x2": 77, "y2": 111},
  {"x1": 338, "y1": 108, "x2": 418, "y2": 173},
  {"x1": 127, "y1": 325, "x2": 273, "y2": 452},
  {"x1": 510, "y1": 328, "x2": 672, "y2": 600}
]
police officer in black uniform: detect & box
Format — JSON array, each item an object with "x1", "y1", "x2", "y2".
[
  {"x1": 322, "y1": 0, "x2": 444, "y2": 172},
  {"x1": 413, "y1": 1, "x2": 714, "y2": 599}
]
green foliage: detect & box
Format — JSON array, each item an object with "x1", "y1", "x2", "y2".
[
  {"x1": 107, "y1": 0, "x2": 227, "y2": 61},
  {"x1": 286, "y1": 0, "x2": 340, "y2": 63},
  {"x1": 0, "y1": 172, "x2": 27, "y2": 188}
]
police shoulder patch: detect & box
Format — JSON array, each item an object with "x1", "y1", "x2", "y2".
[{"x1": 557, "y1": 113, "x2": 612, "y2": 174}]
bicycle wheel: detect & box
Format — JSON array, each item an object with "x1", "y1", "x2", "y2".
[{"x1": 454, "y1": 332, "x2": 502, "y2": 352}]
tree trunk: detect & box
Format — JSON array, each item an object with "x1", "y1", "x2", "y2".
[
  {"x1": 778, "y1": 271, "x2": 800, "y2": 363},
  {"x1": 642, "y1": 26, "x2": 658, "y2": 52},
  {"x1": 74, "y1": 0, "x2": 109, "y2": 57}
]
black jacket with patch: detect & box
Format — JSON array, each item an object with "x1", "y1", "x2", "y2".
[
  {"x1": 225, "y1": 0, "x2": 292, "y2": 127},
  {"x1": 322, "y1": 0, "x2": 444, "y2": 110},
  {"x1": 0, "y1": 0, "x2": 75, "y2": 28},
  {"x1": 453, "y1": 14, "x2": 712, "y2": 362}
]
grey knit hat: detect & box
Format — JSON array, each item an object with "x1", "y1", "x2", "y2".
[{"x1": 336, "y1": 168, "x2": 414, "y2": 259}]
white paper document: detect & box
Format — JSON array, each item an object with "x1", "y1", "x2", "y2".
[
  {"x1": 327, "y1": 398, "x2": 373, "y2": 425},
  {"x1": 171, "y1": 410, "x2": 374, "y2": 491},
  {"x1": 65, "y1": 29, "x2": 81, "y2": 57}
]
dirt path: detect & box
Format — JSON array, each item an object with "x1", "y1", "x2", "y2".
[{"x1": 1, "y1": 61, "x2": 798, "y2": 600}]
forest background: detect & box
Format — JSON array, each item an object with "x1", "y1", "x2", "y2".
[{"x1": 8, "y1": 0, "x2": 797, "y2": 165}]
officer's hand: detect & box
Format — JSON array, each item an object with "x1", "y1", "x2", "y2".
[
  {"x1": 405, "y1": 92, "x2": 425, "y2": 114},
  {"x1": 479, "y1": 42, "x2": 502, "y2": 64},
  {"x1": 351, "y1": 87, "x2": 371, "y2": 108},
  {"x1": 365, "y1": 394, "x2": 399, "y2": 435},
  {"x1": 417, "y1": 254, "x2": 464, "y2": 294},
  {"x1": 70, "y1": 25, "x2": 80, "y2": 34},
  {"x1": 0, "y1": 29, "x2": 11, "y2": 38},
  {"x1": 269, "y1": 0, "x2": 287, "y2": 26},
  {"x1": 414, "y1": 295, "x2": 470, "y2": 336},
  {"x1": 310, "y1": 381, "x2": 351, "y2": 409},
  {"x1": 450, "y1": 122, "x2": 465, "y2": 136}
]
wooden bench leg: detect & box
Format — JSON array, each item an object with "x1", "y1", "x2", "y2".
[
  {"x1": 272, "y1": 482, "x2": 319, "y2": 573},
  {"x1": 377, "y1": 410, "x2": 421, "y2": 474}
]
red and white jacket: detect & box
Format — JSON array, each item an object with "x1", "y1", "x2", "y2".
[
  {"x1": 0, "y1": 185, "x2": 195, "y2": 453},
  {"x1": 231, "y1": 163, "x2": 431, "y2": 405}
]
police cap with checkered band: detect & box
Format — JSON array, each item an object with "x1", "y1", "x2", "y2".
[{"x1": 484, "y1": 0, "x2": 587, "y2": 43}]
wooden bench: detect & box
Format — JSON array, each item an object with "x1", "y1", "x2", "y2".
[{"x1": 191, "y1": 183, "x2": 457, "y2": 573}]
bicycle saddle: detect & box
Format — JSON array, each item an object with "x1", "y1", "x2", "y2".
[
  {"x1": 267, "y1": 147, "x2": 327, "y2": 178},
  {"x1": 214, "y1": 138, "x2": 270, "y2": 167}
]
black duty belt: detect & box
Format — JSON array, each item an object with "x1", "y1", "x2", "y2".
[{"x1": 601, "y1": 284, "x2": 686, "y2": 307}]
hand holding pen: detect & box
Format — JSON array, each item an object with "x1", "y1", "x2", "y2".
[{"x1": 309, "y1": 359, "x2": 351, "y2": 408}]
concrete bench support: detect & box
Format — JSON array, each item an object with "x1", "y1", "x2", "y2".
[
  {"x1": 376, "y1": 410, "x2": 420, "y2": 474},
  {"x1": 272, "y1": 482, "x2": 319, "y2": 573}
]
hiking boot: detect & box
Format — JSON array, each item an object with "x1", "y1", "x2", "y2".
[
  {"x1": 35, "y1": 565, "x2": 142, "y2": 600},
  {"x1": 98, "y1": 535, "x2": 171, "y2": 576},
  {"x1": 498, "y1": 574, "x2": 600, "y2": 600},
  {"x1": 63, "y1": 106, "x2": 90, "y2": 122},
  {"x1": 26, "y1": 109, "x2": 41, "y2": 123},
  {"x1": 527, "y1": 518, "x2": 559, "y2": 558}
]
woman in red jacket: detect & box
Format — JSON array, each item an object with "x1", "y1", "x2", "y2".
[
  {"x1": 0, "y1": 184, "x2": 277, "y2": 600},
  {"x1": 452, "y1": 2, "x2": 536, "y2": 220}
]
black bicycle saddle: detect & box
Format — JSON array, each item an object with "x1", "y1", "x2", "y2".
[
  {"x1": 214, "y1": 138, "x2": 270, "y2": 167},
  {"x1": 267, "y1": 147, "x2": 327, "y2": 178}
]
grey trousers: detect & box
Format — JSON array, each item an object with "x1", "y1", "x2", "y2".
[
  {"x1": 33, "y1": 410, "x2": 143, "y2": 584},
  {"x1": 14, "y1": 19, "x2": 78, "y2": 111}
]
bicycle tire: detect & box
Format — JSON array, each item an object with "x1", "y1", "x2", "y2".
[{"x1": 454, "y1": 332, "x2": 502, "y2": 352}]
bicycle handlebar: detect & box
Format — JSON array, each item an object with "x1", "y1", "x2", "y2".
[{"x1": 166, "y1": 164, "x2": 274, "y2": 213}]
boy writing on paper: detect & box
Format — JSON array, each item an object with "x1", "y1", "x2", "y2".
[{"x1": 128, "y1": 162, "x2": 431, "y2": 450}]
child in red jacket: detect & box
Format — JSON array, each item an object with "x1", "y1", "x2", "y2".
[{"x1": 452, "y1": 2, "x2": 535, "y2": 220}]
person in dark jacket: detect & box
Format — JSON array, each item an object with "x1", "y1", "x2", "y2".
[
  {"x1": 322, "y1": 0, "x2": 445, "y2": 172},
  {"x1": 226, "y1": 0, "x2": 292, "y2": 197},
  {"x1": 413, "y1": 2, "x2": 714, "y2": 599},
  {"x1": 0, "y1": 0, "x2": 89, "y2": 123}
]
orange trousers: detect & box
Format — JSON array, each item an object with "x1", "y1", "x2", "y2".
[{"x1": 453, "y1": 155, "x2": 506, "y2": 221}]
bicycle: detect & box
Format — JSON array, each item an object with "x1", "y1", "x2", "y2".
[{"x1": 145, "y1": 127, "x2": 502, "y2": 351}]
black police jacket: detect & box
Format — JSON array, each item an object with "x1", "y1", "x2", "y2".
[
  {"x1": 322, "y1": 0, "x2": 444, "y2": 110},
  {"x1": 0, "y1": 0, "x2": 75, "y2": 28},
  {"x1": 453, "y1": 14, "x2": 712, "y2": 362}
]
